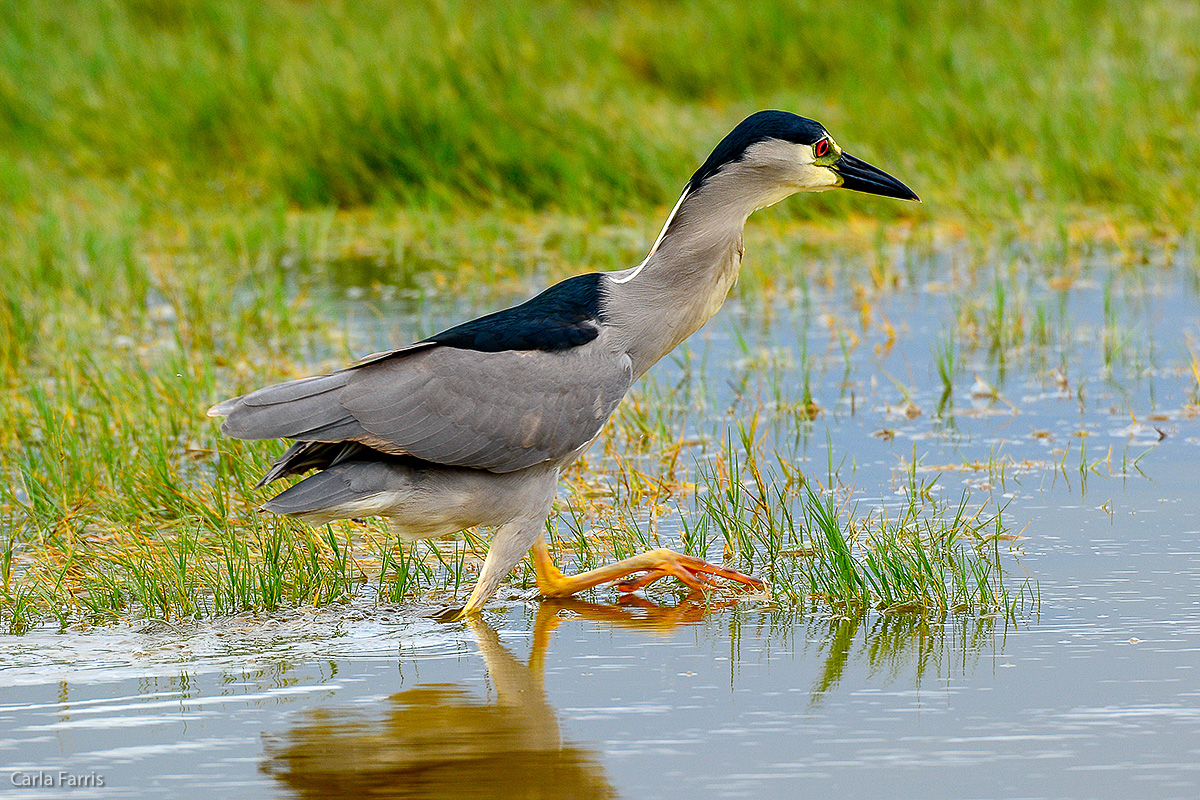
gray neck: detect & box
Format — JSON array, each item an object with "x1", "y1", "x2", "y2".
[{"x1": 604, "y1": 163, "x2": 790, "y2": 378}]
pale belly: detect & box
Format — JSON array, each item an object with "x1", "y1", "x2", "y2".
[{"x1": 284, "y1": 459, "x2": 563, "y2": 542}]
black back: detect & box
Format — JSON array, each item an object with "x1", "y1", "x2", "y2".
[
  {"x1": 427, "y1": 272, "x2": 605, "y2": 353},
  {"x1": 687, "y1": 111, "x2": 827, "y2": 191}
]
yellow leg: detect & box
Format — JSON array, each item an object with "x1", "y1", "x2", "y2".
[
  {"x1": 443, "y1": 515, "x2": 548, "y2": 621},
  {"x1": 437, "y1": 576, "x2": 510, "y2": 622},
  {"x1": 456, "y1": 580, "x2": 493, "y2": 618},
  {"x1": 530, "y1": 536, "x2": 763, "y2": 598}
]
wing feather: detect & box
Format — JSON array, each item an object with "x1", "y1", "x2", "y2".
[
  {"x1": 214, "y1": 339, "x2": 633, "y2": 474},
  {"x1": 213, "y1": 372, "x2": 352, "y2": 440},
  {"x1": 341, "y1": 344, "x2": 633, "y2": 472},
  {"x1": 211, "y1": 273, "x2": 630, "y2": 475}
]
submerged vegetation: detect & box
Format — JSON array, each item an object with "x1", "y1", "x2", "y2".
[{"x1": 1, "y1": 1, "x2": 1197, "y2": 631}]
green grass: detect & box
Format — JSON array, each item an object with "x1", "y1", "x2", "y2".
[
  {"x1": 549, "y1": 424, "x2": 1034, "y2": 619},
  {"x1": 2, "y1": 0, "x2": 1198, "y2": 225},
  {"x1": 698, "y1": 433, "x2": 1030, "y2": 617},
  {"x1": 1, "y1": 353, "x2": 1035, "y2": 632}
]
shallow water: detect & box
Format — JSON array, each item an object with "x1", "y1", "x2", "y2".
[
  {"x1": 3, "y1": 592, "x2": 1199, "y2": 799},
  {"x1": 4, "y1": 243, "x2": 1200, "y2": 798}
]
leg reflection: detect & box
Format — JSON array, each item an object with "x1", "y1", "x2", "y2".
[
  {"x1": 263, "y1": 597, "x2": 722, "y2": 798},
  {"x1": 261, "y1": 614, "x2": 615, "y2": 799}
]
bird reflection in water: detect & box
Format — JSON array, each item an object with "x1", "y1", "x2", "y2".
[{"x1": 262, "y1": 596, "x2": 712, "y2": 799}]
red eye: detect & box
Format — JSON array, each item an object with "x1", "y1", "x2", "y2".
[{"x1": 814, "y1": 138, "x2": 830, "y2": 158}]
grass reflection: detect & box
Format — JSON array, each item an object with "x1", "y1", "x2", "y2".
[{"x1": 802, "y1": 612, "x2": 1001, "y2": 703}]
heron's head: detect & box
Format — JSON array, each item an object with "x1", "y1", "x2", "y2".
[{"x1": 687, "y1": 110, "x2": 919, "y2": 208}]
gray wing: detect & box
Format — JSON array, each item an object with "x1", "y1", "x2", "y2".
[{"x1": 211, "y1": 342, "x2": 634, "y2": 474}]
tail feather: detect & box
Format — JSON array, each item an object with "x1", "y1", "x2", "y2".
[
  {"x1": 260, "y1": 460, "x2": 395, "y2": 518},
  {"x1": 256, "y1": 441, "x2": 368, "y2": 487},
  {"x1": 211, "y1": 372, "x2": 358, "y2": 441}
]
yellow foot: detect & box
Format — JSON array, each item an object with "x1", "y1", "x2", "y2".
[
  {"x1": 612, "y1": 549, "x2": 764, "y2": 594},
  {"x1": 531, "y1": 537, "x2": 763, "y2": 599},
  {"x1": 433, "y1": 587, "x2": 490, "y2": 623}
]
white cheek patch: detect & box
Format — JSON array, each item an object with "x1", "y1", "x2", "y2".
[
  {"x1": 816, "y1": 165, "x2": 842, "y2": 190},
  {"x1": 796, "y1": 163, "x2": 841, "y2": 192}
]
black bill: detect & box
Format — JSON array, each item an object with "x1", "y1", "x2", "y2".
[{"x1": 833, "y1": 152, "x2": 920, "y2": 201}]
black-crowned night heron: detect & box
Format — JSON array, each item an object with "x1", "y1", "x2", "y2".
[{"x1": 209, "y1": 110, "x2": 918, "y2": 618}]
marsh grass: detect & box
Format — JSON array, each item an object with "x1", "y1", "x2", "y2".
[
  {"x1": 1, "y1": 0, "x2": 1195, "y2": 631},
  {"x1": 704, "y1": 437, "x2": 1029, "y2": 617},
  {"x1": 550, "y1": 424, "x2": 1033, "y2": 620},
  {"x1": 2, "y1": 389, "x2": 1032, "y2": 632}
]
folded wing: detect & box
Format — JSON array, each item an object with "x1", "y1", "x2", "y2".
[{"x1": 211, "y1": 341, "x2": 633, "y2": 476}]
